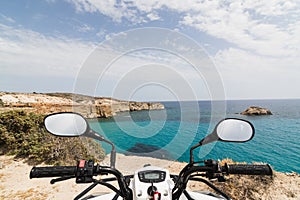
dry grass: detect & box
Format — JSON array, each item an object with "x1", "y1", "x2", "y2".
[{"x1": 0, "y1": 173, "x2": 5, "y2": 180}]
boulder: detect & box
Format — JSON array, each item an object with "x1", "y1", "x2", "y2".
[{"x1": 241, "y1": 106, "x2": 272, "y2": 116}]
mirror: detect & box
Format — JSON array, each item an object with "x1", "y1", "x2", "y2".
[
  {"x1": 44, "y1": 112, "x2": 89, "y2": 137},
  {"x1": 216, "y1": 118, "x2": 254, "y2": 142},
  {"x1": 190, "y1": 118, "x2": 255, "y2": 164}
]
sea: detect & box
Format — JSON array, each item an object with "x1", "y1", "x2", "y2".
[{"x1": 88, "y1": 99, "x2": 300, "y2": 173}]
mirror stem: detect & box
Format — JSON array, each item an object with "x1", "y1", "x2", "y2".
[
  {"x1": 106, "y1": 140, "x2": 116, "y2": 169},
  {"x1": 85, "y1": 130, "x2": 116, "y2": 168},
  {"x1": 189, "y1": 140, "x2": 203, "y2": 164}
]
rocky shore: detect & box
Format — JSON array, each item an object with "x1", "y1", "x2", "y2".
[{"x1": 0, "y1": 92, "x2": 165, "y2": 118}]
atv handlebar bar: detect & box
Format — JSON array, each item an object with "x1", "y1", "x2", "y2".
[
  {"x1": 30, "y1": 160, "x2": 132, "y2": 199},
  {"x1": 172, "y1": 160, "x2": 272, "y2": 199},
  {"x1": 223, "y1": 163, "x2": 272, "y2": 175},
  {"x1": 30, "y1": 160, "x2": 272, "y2": 200},
  {"x1": 29, "y1": 163, "x2": 272, "y2": 179},
  {"x1": 30, "y1": 166, "x2": 77, "y2": 178}
]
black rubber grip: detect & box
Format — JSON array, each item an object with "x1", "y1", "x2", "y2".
[
  {"x1": 30, "y1": 166, "x2": 77, "y2": 178},
  {"x1": 224, "y1": 164, "x2": 272, "y2": 175}
]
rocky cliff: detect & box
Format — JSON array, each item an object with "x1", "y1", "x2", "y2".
[{"x1": 0, "y1": 92, "x2": 164, "y2": 118}]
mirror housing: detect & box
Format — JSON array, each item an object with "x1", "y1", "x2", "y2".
[
  {"x1": 190, "y1": 118, "x2": 255, "y2": 164},
  {"x1": 216, "y1": 118, "x2": 254, "y2": 142},
  {"x1": 43, "y1": 112, "x2": 117, "y2": 168},
  {"x1": 200, "y1": 118, "x2": 255, "y2": 145},
  {"x1": 44, "y1": 112, "x2": 89, "y2": 137}
]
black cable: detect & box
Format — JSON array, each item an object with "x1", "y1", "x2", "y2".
[{"x1": 188, "y1": 177, "x2": 230, "y2": 200}]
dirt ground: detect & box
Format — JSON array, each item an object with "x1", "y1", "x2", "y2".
[{"x1": 0, "y1": 154, "x2": 299, "y2": 200}]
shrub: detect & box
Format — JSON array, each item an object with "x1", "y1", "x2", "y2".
[{"x1": 0, "y1": 110, "x2": 105, "y2": 165}]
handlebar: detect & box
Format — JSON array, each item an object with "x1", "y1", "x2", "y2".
[
  {"x1": 223, "y1": 163, "x2": 273, "y2": 176},
  {"x1": 30, "y1": 160, "x2": 272, "y2": 200},
  {"x1": 30, "y1": 164, "x2": 272, "y2": 179},
  {"x1": 30, "y1": 160, "x2": 132, "y2": 200},
  {"x1": 30, "y1": 166, "x2": 77, "y2": 178},
  {"x1": 172, "y1": 160, "x2": 273, "y2": 199}
]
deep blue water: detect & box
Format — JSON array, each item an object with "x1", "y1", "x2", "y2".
[{"x1": 89, "y1": 99, "x2": 300, "y2": 173}]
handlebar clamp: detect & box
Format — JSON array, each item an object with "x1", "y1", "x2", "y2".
[{"x1": 204, "y1": 160, "x2": 224, "y2": 180}]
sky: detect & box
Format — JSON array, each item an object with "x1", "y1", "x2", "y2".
[{"x1": 0, "y1": 0, "x2": 299, "y2": 101}]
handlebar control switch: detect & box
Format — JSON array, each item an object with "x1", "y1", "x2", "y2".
[
  {"x1": 76, "y1": 160, "x2": 94, "y2": 183},
  {"x1": 205, "y1": 160, "x2": 223, "y2": 180}
]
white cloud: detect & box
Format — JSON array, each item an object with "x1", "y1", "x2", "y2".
[
  {"x1": 0, "y1": 25, "x2": 205, "y2": 94},
  {"x1": 243, "y1": 0, "x2": 298, "y2": 16},
  {"x1": 67, "y1": 0, "x2": 139, "y2": 23},
  {"x1": 77, "y1": 23, "x2": 94, "y2": 32},
  {"x1": 0, "y1": 24, "x2": 201, "y2": 82},
  {"x1": 66, "y1": 0, "x2": 300, "y2": 58},
  {"x1": 146, "y1": 12, "x2": 160, "y2": 21},
  {"x1": 2, "y1": 0, "x2": 300, "y2": 99},
  {"x1": 214, "y1": 47, "x2": 300, "y2": 99},
  {"x1": 180, "y1": 1, "x2": 300, "y2": 57},
  {"x1": 0, "y1": 13, "x2": 15, "y2": 23},
  {"x1": 66, "y1": 0, "x2": 165, "y2": 23},
  {"x1": 0, "y1": 24, "x2": 95, "y2": 77},
  {"x1": 96, "y1": 29, "x2": 106, "y2": 38}
]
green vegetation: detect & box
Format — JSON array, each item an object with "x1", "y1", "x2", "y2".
[
  {"x1": 0, "y1": 99, "x2": 4, "y2": 107},
  {"x1": 0, "y1": 110, "x2": 105, "y2": 165}
]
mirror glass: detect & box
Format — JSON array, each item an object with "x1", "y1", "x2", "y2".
[
  {"x1": 216, "y1": 119, "x2": 254, "y2": 142},
  {"x1": 44, "y1": 113, "x2": 88, "y2": 136}
]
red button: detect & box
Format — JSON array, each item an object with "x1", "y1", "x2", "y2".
[{"x1": 79, "y1": 160, "x2": 85, "y2": 168}]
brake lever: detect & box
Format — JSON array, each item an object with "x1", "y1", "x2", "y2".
[{"x1": 50, "y1": 175, "x2": 76, "y2": 184}]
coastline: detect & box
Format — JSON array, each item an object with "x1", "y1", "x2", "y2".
[
  {"x1": 0, "y1": 154, "x2": 299, "y2": 200},
  {"x1": 0, "y1": 93, "x2": 299, "y2": 199},
  {"x1": 0, "y1": 92, "x2": 165, "y2": 118}
]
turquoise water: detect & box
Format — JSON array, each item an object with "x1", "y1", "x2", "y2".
[{"x1": 89, "y1": 100, "x2": 300, "y2": 173}]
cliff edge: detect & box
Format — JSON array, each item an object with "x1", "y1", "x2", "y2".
[{"x1": 0, "y1": 92, "x2": 164, "y2": 118}]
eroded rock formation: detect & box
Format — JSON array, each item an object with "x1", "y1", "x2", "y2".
[{"x1": 0, "y1": 92, "x2": 165, "y2": 118}]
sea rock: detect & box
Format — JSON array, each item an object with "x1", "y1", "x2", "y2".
[
  {"x1": 241, "y1": 106, "x2": 272, "y2": 116},
  {"x1": 149, "y1": 102, "x2": 165, "y2": 110},
  {"x1": 129, "y1": 102, "x2": 165, "y2": 111},
  {"x1": 129, "y1": 102, "x2": 149, "y2": 111}
]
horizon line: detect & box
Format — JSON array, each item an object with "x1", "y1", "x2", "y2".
[{"x1": 1, "y1": 90, "x2": 300, "y2": 102}]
